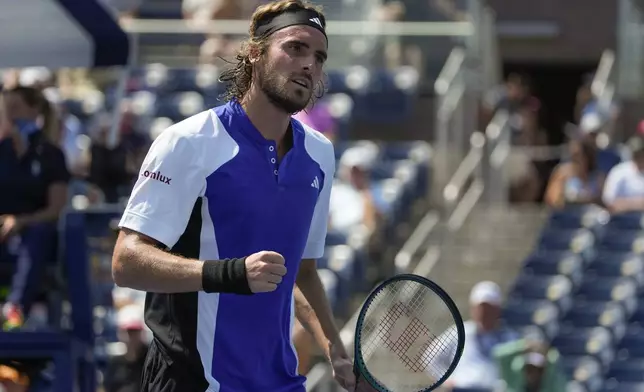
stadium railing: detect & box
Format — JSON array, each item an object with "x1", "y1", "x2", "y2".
[{"x1": 617, "y1": 0, "x2": 644, "y2": 100}]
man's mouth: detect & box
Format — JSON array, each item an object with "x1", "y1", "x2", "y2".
[{"x1": 291, "y1": 79, "x2": 310, "y2": 89}]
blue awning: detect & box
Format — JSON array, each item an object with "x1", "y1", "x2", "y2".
[{"x1": 0, "y1": 0, "x2": 129, "y2": 68}]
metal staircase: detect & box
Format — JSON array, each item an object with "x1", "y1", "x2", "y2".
[{"x1": 429, "y1": 205, "x2": 548, "y2": 315}]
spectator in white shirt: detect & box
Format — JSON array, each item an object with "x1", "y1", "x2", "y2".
[
  {"x1": 602, "y1": 130, "x2": 644, "y2": 213},
  {"x1": 329, "y1": 144, "x2": 381, "y2": 234},
  {"x1": 440, "y1": 281, "x2": 519, "y2": 390}
]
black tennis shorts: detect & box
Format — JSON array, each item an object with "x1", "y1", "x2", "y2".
[{"x1": 140, "y1": 339, "x2": 208, "y2": 392}]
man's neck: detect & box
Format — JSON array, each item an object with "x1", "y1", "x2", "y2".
[{"x1": 240, "y1": 88, "x2": 291, "y2": 143}]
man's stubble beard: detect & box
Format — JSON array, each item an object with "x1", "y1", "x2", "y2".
[{"x1": 258, "y1": 63, "x2": 312, "y2": 114}]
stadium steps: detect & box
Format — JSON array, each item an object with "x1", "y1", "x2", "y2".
[{"x1": 428, "y1": 205, "x2": 549, "y2": 315}]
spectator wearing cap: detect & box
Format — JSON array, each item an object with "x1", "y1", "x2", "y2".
[
  {"x1": 602, "y1": 130, "x2": 644, "y2": 213},
  {"x1": 104, "y1": 304, "x2": 149, "y2": 392},
  {"x1": 329, "y1": 145, "x2": 381, "y2": 235},
  {"x1": 442, "y1": 281, "x2": 519, "y2": 390}
]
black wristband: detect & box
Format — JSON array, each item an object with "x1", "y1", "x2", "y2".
[{"x1": 202, "y1": 258, "x2": 253, "y2": 295}]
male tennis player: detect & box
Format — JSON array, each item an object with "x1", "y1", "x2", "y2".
[{"x1": 112, "y1": 1, "x2": 356, "y2": 391}]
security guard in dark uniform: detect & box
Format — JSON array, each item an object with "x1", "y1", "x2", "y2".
[{"x1": 0, "y1": 86, "x2": 69, "y2": 330}]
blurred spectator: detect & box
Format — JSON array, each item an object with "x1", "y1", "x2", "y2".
[
  {"x1": 1, "y1": 69, "x2": 20, "y2": 90},
  {"x1": 185, "y1": 0, "x2": 245, "y2": 64},
  {"x1": 505, "y1": 150, "x2": 542, "y2": 203},
  {"x1": 495, "y1": 339, "x2": 567, "y2": 392},
  {"x1": 482, "y1": 73, "x2": 532, "y2": 126},
  {"x1": 183, "y1": 0, "x2": 240, "y2": 21},
  {"x1": 602, "y1": 130, "x2": 644, "y2": 213},
  {"x1": 444, "y1": 281, "x2": 519, "y2": 390},
  {"x1": 574, "y1": 75, "x2": 619, "y2": 127},
  {"x1": 42, "y1": 87, "x2": 89, "y2": 177},
  {"x1": 0, "y1": 86, "x2": 69, "y2": 330},
  {"x1": 86, "y1": 112, "x2": 138, "y2": 203},
  {"x1": 329, "y1": 145, "x2": 380, "y2": 234},
  {"x1": 0, "y1": 365, "x2": 29, "y2": 392},
  {"x1": 514, "y1": 102, "x2": 547, "y2": 147},
  {"x1": 292, "y1": 101, "x2": 337, "y2": 143},
  {"x1": 17, "y1": 68, "x2": 55, "y2": 91},
  {"x1": 104, "y1": 304, "x2": 149, "y2": 392},
  {"x1": 545, "y1": 140, "x2": 604, "y2": 209},
  {"x1": 575, "y1": 112, "x2": 621, "y2": 174}
]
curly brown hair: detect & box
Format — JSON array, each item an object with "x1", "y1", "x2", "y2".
[{"x1": 218, "y1": 0, "x2": 327, "y2": 104}]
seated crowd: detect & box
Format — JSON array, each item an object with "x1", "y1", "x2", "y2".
[{"x1": 0, "y1": 66, "x2": 413, "y2": 390}]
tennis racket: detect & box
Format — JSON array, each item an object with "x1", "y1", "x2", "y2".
[{"x1": 352, "y1": 274, "x2": 465, "y2": 392}]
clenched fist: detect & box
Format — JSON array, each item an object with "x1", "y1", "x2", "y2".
[{"x1": 245, "y1": 251, "x2": 287, "y2": 293}]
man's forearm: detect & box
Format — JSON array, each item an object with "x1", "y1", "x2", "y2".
[
  {"x1": 112, "y1": 232, "x2": 204, "y2": 293},
  {"x1": 294, "y1": 286, "x2": 336, "y2": 360},
  {"x1": 296, "y1": 268, "x2": 346, "y2": 357}
]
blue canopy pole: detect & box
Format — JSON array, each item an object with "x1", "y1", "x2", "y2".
[{"x1": 108, "y1": 32, "x2": 139, "y2": 149}]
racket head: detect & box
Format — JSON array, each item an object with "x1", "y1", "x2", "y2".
[{"x1": 353, "y1": 274, "x2": 465, "y2": 392}]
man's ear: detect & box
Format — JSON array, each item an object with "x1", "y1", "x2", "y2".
[{"x1": 248, "y1": 43, "x2": 262, "y2": 64}]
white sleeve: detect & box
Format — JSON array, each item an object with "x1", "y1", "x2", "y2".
[
  {"x1": 602, "y1": 165, "x2": 623, "y2": 205},
  {"x1": 302, "y1": 146, "x2": 335, "y2": 259},
  {"x1": 119, "y1": 129, "x2": 205, "y2": 248}
]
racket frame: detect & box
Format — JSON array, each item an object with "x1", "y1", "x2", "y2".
[{"x1": 352, "y1": 273, "x2": 466, "y2": 392}]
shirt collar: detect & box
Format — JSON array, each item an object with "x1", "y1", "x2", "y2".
[
  {"x1": 227, "y1": 100, "x2": 272, "y2": 145},
  {"x1": 227, "y1": 99, "x2": 304, "y2": 150}
]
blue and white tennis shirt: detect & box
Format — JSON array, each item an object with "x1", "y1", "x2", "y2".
[{"x1": 119, "y1": 100, "x2": 335, "y2": 391}]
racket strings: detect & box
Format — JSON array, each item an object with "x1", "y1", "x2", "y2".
[{"x1": 358, "y1": 280, "x2": 461, "y2": 392}]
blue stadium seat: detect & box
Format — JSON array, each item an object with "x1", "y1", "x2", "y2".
[
  {"x1": 538, "y1": 228, "x2": 595, "y2": 256},
  {"x1": 523, "y1": 252, "x2": 584, "y2": 286},
  {"x1": 607, "y1": 358, "x2": 644, "y2": 382},
  {"x1": 552, "y1": 326, "x2": 614, "y2": 367},
  {"x1": 562, "y1": 301, "x2": 627, "y2": 341},
  {"x1": 139, "y1": 63, "x2": 170, "y2": 92},
  {"x1": 351, "y1": 70, "x2": 415, "y2": 123},
  {"x1": 607, "y1": 211, "x2": 644, "y2": 231},
  {"x1": 587, "y1": 253, "x2": 644, "y2": 284},
  {"x1": 604, "y1": 382, "x2": 644, "y2": 392},
  {"x1": 562, "y1": 356, "x2": 604, "y2": 391},
  {"x1": 547, "y1": 205, "x2": 609, "y2": 231},
  {"x1": 380, "y1": 141, "x2": 431, "y2": 163},
  {"x1": 511, "y1": 274, "x2": 573, "y2": 313},
  {"x1": 371, "y1": 179, "x2": 405, "y2": 222},
  {"x1": 502, "y1": 301, "x2": 559, "y2": 339},
  {"x1": 618, "y1": 326, "x2": 644, "y2": 357},
  {"x1": 130, "y1": 90, "x2": 157, "y2": 117},
  {"x1": 326, "y1": 70, "x2": 351, "y2": 95},
  {"x1": 379, "y1": 142, "x2": 432, "y2": 199},
  {"x1": 326, "y1": 230, "x2": 348, "y2": 246},
  {"x1": 161, "y1": 68, "x2": 199, "y2": 93},
  {"x1": 628, "y1": 302, "x2": 644, "y2": 325},
  {"x1": 324, "y1": 245, "x2": 357, "y2": 307},
  {"x1": 137, "y1": 1, "x2": 183, "y2": 19},
  {"x1": 154, "y1": 92, "x2": 205, "y2": 121},
  {"x1": 575, "y1": 277, "x2": 638, "y2": 315},
  {"x1": 597, "y1": 230, "x2": 644, "y2": 254}
]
